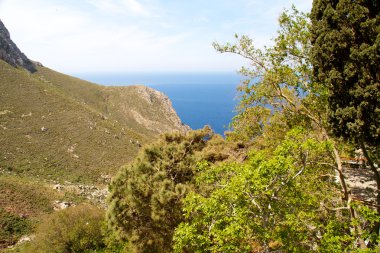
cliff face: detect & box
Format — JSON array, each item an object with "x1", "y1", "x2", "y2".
[
  {"x1": 114, "y1": 85, "x2": 190, "y2": 134},
  {"x1": 0, "y1": 19, "x2": 36, "y2": 72},
  {"x1": 134, "y1": 85, "x2": 190, "y2": 133}
]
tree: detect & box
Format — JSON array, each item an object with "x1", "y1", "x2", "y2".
[
  {"x1": 214, "y1": 5, "x2": 354, "y2": 218},
  {"x1": 174, "y1": 128, "x2": 355, "y2": 252},
  {"x1": 311, "y1": 0, "x2": 380, "y2": 147},
  {"x1": 107, "y1": 127, "x2": 218, "y2": 253},
  {"x1": 211, "y1": 6, "x2": 377, "y2": 249},
  {"x1": 310, "y1": 0, "x2": 380, "y2": 234}
]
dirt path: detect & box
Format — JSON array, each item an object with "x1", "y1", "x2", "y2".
[{"x1": 345, "y1": 163, "x2": 378, "y2": 206}]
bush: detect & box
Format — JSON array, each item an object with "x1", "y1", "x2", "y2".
[
  {"x1": 107, "y1": 128, "x2": 216, "y2": 253},
  {"x1": 23, "y1": 204, "x2": 105, "y2": 253},
  {"x1": 0, "y1": 208, "x2": 31, "y2": 248}
]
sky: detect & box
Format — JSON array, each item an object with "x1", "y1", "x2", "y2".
[{"x1": 0, "y1": 0, "x2": 312, "y2": 73}]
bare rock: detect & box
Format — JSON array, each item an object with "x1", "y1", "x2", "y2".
[
  {"x1": 53, "y1": 184, "x2": 64, "y2": 191},
  {"x1": 0, "y1": 19, "x2": 36, "y2": 72},
  {"x1": 53, "y1": 200, "x2": 74, "y2": 210}
]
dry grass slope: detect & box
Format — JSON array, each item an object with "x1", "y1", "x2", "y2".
[{"x1": 0, "y1": 61, "x2": 186, "y2": 184}]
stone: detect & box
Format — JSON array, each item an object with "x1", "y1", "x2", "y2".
[
  {"x1": 53, "y1": 200, "x2": 74, "y2": 210},
  {"x1": 0, "y1": 19, "x2": 36, "y2": 72},
  {"x1": 53, "y1": 184, "x2": 64, "y2": 191}
]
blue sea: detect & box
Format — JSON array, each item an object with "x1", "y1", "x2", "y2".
[{"x1": 73, "y1": 72, "x2": 243, "y2": 135}]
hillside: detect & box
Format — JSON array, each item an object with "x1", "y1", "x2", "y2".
[
  {"x1": 0, "y1": 19, "x2": 190, "y2": 249},
  {"x1": 0, "y1": 18, "x2": 188, "y2": 185},
  {"x1": 0, "y1": 60, "x2": 189, "y2": 184},
  {"x1": 0, "y1": 19, "x2": 190, "y2": 185}
]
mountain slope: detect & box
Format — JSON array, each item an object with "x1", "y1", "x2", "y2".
[
  {"x1": 0, "y1": 18, "x2": 190, "y2": 249},
  {"x1": 0, "y1": 19, "x2": 188, "y2": 184},
  {"x1": 0, "y1": 60, "x2": 188, "y2": 184}
]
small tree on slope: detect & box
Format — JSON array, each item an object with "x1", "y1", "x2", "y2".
[{"x1": 107, "y1": 127, "x2": 224, "y2": 253}]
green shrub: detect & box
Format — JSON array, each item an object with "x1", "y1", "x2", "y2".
[
  {"x1": 23, "y1": 204, "x2": 105, "y2": 253},
  {"x1": 0, "y1": 208, "x2": 31, "y2": 248}
]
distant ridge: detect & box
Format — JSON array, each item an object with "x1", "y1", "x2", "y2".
[{"x1": 0, "y1": 19, "x2": 36, "y2": 72}]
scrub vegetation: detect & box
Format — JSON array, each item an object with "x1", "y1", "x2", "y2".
[{"x1": 2, "y1": 0, "x2": 379, "y2": 252}]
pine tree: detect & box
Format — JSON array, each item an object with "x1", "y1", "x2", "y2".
[
  {"x1": 106, "y1": 127, "x2": 214, "y2": 253},
  {"x1": 311, "y1": 0, "x2": 380, "y2": 237},
  {"x1": 310, "y1": 0, "x2": 379, "y2": 148}
]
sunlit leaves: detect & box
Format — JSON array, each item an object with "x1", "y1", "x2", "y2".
[{"x1": 174, "y1": 128, "x2": 339, "y2": 252}]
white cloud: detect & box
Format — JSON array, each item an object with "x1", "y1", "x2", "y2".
[
  {"x1": 87, "y1": 0, "x2": 151, "y2": 17},
  {"x1": 122, "y1": 0, "x2": 151, "y2": 17},
  {"x1": 0, "y1": 0, "x2": 313, "y2": 73},
  {"x1": 86, "y1": 0, "x2": 123, "y2": 14}
]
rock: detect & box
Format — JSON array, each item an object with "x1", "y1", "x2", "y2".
[
  {"x1": 131, "y1": 86, "x2": 190, "y2": 133},
  {"x1": 53, "y1": 200, "x2": 74, "y2": 210},
  {"x1": 53, "y1": 184, "x2": 64, "y2": 191},
  {"x1": 0, "y1": 110, "x2": 12, "y2": 115},
  {"x1": 21, "y1": 112, "x2": 32, "y2": 117},
  {"x1": 17, "y1": 235, "x2": 34, "y2": 244},
  {"x1": 0, "y1": 19, "x2": 36, "y2": 72},
  {"x1": 100, "y1": 174, "x2": 112, "y2": 183},
  {"x1": 67, "y1": 144, "x2": 76, "y2": 153},
  {"x1": 33, "y1": 61, "x2": 43, "y2": 67}
]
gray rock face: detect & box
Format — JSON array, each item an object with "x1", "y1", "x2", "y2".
[{"x1": 0, "y1": 19, "x2": 36, "y2": 72}]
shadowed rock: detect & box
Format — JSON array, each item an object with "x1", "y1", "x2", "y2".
[{"x1": 0, "y1": 19, "x2": 36, "y2": 72}]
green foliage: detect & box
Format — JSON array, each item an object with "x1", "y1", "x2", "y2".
[
  {"x1": 173, "y1": 128, "x2": 351, "y2": 252},
  {"x1": 0, "y1": 175, "x2": 60, "y2": 250},
  {"x1": 107, "y1": 127, "x2": 218, "y2": 253},
  {"x1": 22, "y1": 204, "x2": 105, "y2": 253},
  {"x1": 310, "y1": 0, "x2": 380, "y2": 147},
  {"x1": 310, "y1": 0, "x2": 380, "y2": 242},
  {"x1": 189, "y1": 4, "x2": 379, "y2": 251},
  {"x1": 0, "y1": 209, "x2": 31, "y2": 248},
  {"x1": 214, "y1": 6, "x2": 328, "y2": 144},
  {"x1": 0, "y1": 175, "x2": 56, "y2": 217}
]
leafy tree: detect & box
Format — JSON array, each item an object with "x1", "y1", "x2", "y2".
[
  {"x1": 107, "y1": 127, "x2": 225, "y2": 253},
  {"x1": 174, "y1": 128, "x2": 354, "y2": 252},
  {"x1": 310, "y1": 0, "x2": 380, "y2": 234},
  {"x1": 214, "y1": 5, "x2": 355, "y2": 220},
  {"x1": 211, "y1": 6, "x2": 379, "y2": 249}
]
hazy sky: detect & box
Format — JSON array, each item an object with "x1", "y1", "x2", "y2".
[{"x1": 0, "y1": 0, "x2": 312, "y2": 73}]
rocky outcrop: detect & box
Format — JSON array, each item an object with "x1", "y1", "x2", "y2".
[
  {"x1": 0, "y1": 19, "x2": 36, "y2": 72},
  {"x1": 133, "y1": 85, "x2": 190, "y2": 133},
  {"x1": 109, "y1": 85, "x2": 190, "y2": 135}
]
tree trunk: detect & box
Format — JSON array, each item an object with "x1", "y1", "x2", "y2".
[
  {"x1": 323, "y1": 128, "x2": 366, "y2": 248},
  {"x1": 359, "y1": 139, "x2": 380, "y2": 238}
]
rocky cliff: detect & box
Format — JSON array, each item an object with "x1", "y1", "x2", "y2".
[
  {"x1": 114, "y1": 85, "x2": 190, "y2": 134},
  {"x1": 0, "y1": 19, "x2": 36, "y2": 72}
]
